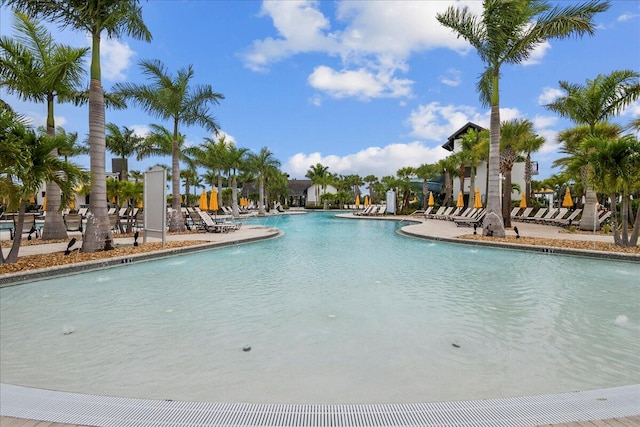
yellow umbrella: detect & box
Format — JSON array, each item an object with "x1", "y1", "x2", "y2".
[
  {"x1": 209, "y1": 187, "x2": 218, "y2": 212},
  {"x1": 520, "y1": 193, "x2": 527, "y2": 208},
  {"x1": 355, "y1": 194, "x2": 360, "y2": 208},
  {"x1": 456, "y1": 191, "x2": 464, "y2": 208},
  {"x1": 428, "y1": 192, "x2": 435, "y2": 207},
  {"x1": 562, "y1": 187, "x2": 574, "y2": 208},
  {"x1": 199, "y1": 189, "x2": 208, "y2": 211},
  {"x1": 42, "y1": 195, "x2": 47, "y2": 211},
  {"x1": 137, "y1": 199, "x2": 143, "y2": 208},
  {"x1": 69, "y1": 195, "x2": 76, "y2": 210},
  {"x1": 29, "y1": 196, "x2": 36, "y2": 204},
  {"x1": 474, "y1": 188, "x2": 483, "y2": 209}
]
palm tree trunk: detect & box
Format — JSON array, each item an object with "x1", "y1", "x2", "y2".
[
  {"x1": 629, "y1": 202, "x2": 640, "y2": 246},
  {"x1": 258, "y1": 176, "x2": 266, "y2": 216},
  {"x1": 579, "y1": 189, "x2": 600, "y2": 231},
  {"x1": 41, "y1": 96, "x2": 68, "y2": 240},
  {"x1": 484, "y1": 104, "x2": 506, "y2": 237},
  {"x1": 82, "y1": 77, "x2": 114, "y2": 252},
  {"x1": 231, "y1": 175, "x2": 239, "y2": 217},
  {"x1": 169, "y1": 122, "x2": 184, "y2": 232},
  {"x1": 525, "y1": 152, "x2": 532, "y2": 205},
  {"x1": 502, "y1": 169, "x2": 512, "y2": 228},
  {"x1": 620, "y1": 194, "x2": 629, "y2": 245},
  {"x1": 5, "y1": 200, "x2": 28, "y2": 263},
  {"x1": 469, "y1": 169, "x2": 476, "y2": 208}
]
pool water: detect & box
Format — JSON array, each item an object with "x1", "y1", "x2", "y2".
[{"x1": 1, "y1": 212, "x2": 639, "y2": 404}]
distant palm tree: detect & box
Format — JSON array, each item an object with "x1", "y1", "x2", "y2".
[
  {"x1": 544, "y1": 70, "x2": 640, "y2": 230},
  {"x1": 396, "y1": 166, "x2": 416, "y2": 212},
  {"x1": 193, "y1": 135, "x2": 230, "y2": 211},
  {"x1": 363, "y1": 174, "x2": 379, "y2": 204},
  {"x1": 247, "y1": 147, "x2": 281, "y2": 216},
  {"x1": 225, "y1": 144, "x2": 248, "y2": 217},
  {"x1": 0, "y1": 10, "x2": 88, "y2": 240},
  {"x1": 306, "y1": 163, "x2": 331, "y2": 208},
  {"x1": 114, "y1": 59, "x2": 224, "y2": 231},
  {"x1": 415, "y1": 163, "x2": 437, "y2": 209},
  {"x1": 5, "y1": 0, "x2": 153, "y2": 252},
  {"x1": 105, "y1": 123, "x2": 145, "y2": 182},
  {"x1": 437, "y1": 0, "x2": 609, "y2": 236}
]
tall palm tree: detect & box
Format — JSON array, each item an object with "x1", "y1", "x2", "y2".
[
  {"x1": 544, "y1": 70, "x2": 640, "y2": 230},
  {"x1": 247, "y1": 147, "x2": 281, "y2": 216},
  {"x1": 459, "y1": 128, "x2": 487, "y2": 209},
  {"x1": 114, "y1": 59, "x2": 224, "y2": 231},
  {"x1": 521, "y1": 132, "x2": 545, "y2": 205},
  {"x1": 105, "y1": 122, "x2": 144, "y2": 181},
  {"x1": 396, "y1": 166, "x2": 416, "y2": 212},
  {"x1": 1, "y1": 110, "x2": 85, "y2": 263},
  {"x1": 0, "y1": 10, "x2": 88, "y2": 240},
  {"x1": 437, "y1": 156, "x2": 458, "y2": 207},
  {"x1": 363, "y1": 174, "x2": 379, "y2": 203},
  {"x1": 437, "y1": 0, "x2": 609, "y2": 237},
  {"x1": 4, "y1": 0, "x2": 153, "y2": 252},
  {"x1": 415, "y1": 163, "x2": 437, "y2": 209}
]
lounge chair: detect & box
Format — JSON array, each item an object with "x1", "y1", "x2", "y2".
[
  {"x1": 425, "y1": 206, "x2": 445, "y2": 219},
  {"x1": 513, "y1": 207, "x2": 534, "y2": 221},
  {"x1": 449, "y1": 208, "x2": 476, "y2": 221},
  {"x1": 540, "y1": 208, "x2": 569, "y2": 225},
  {"x1": 534, "y1": 208, "x2": 561, "y2": 224},
  {"x1": 454, "y1": 210, "x2": 486, "y2": 227},
  {"x1": 63, "y1": 213, "x2": 83, "y2": 232},
  {"x1": 198, "y1": 211, "x2": 241, "y2": 233},
  {"x1": 549, "y1": 209, "x2": 582, "y2": 227},
  {"x1": 434, "y1": 207, "x2": 455, "y2": 220},
  {"x1": 518, "y1": 208, "x2": 545, "y2": 222},
  {"x1": 9, "y1": 213, "x2": 40, "y2": 240},
  {"x1": 422, "y1": 206, "x2": 434, "y2": 217},
  {"x1": 510, "y1": 207, "x2": 521, "y2": 218},
  {"x1": 77, "y1": 207, "x2": 88, "y2": 217},
  {"x1": 354, "y1": 205, "x2": 376, "y2": 216}
]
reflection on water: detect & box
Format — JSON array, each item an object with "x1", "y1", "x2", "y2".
[{"x1": 1, "y1": 212, "x2": 639, "y2": 404}]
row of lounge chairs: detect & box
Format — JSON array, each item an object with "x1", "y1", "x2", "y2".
[
  {"x1": 424, "y1": 206, "x2": 486, "y2": 227},
  {"x1": 184, "y1": 207, "x2": 241, "y2": 233},
  {"x1": 353, "y1": 205, "x2": 387, "y2": 216},
  {"x1": 511, "y1": 207, "x2": 611, "y2": 228}
]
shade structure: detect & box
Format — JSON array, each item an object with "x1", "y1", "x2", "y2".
[
  {"x1": 428, "y1": 192, "x2": 435, "y2": 206},
  {"x1": 456, "y1": 191, "x2": 464, "y2": 208},
  {"x1": 209, "y1": 187, "x2": 218, "y2": 212},
  {"x1": 355, "y1": 194, "x2": 360, "y2": 208},
  {"x1": 562, "y1": 187, "x2": 574, "y2": 208},
  {"x1": 474, "y1": 188, "x2": 483, "y2": 209},
  {"x1": 199, "y1": 189, "x2": 208, "y2": 211},
  {"x1": 520, "y1": 193, "x2": 527, "y2": 208}
]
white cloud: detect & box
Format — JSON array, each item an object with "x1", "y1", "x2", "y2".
[
  {"x1": 130, "y1": 125, "x2": 150, "y2": 137},
  {"x1": 284, "y1": 141, "x2": 449, "y2": 179},
  {"x1": 100, "y1": 37, "x2": 135, "y2": 81},
  {"x1": 537, "y1": 87, "x2": 564, "y2": 105},
  {"x1": 439, "y1": 68, "x2": 461, "y2": 87},
  {"x1": 617, "y1": 12, "x2": 639, "y2": 22},
  {"x1": 406, "y1": 102, "x2": 489, "y2": 141},
  {"x1": 241, "y1": 1, "x2": 477, "y2": 99},
  {"x1": 309, "y1": 94, "x2": 323, "y2": 106},
  {"x1": 308, "y1": 65, "x2": 412, "y2": 99},
  {"x1": 620, "y1": 100, "x2": 640, "y2": 118}
]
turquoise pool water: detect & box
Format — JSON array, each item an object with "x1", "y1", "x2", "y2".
[{"x1": 1, "y1": 212, "x2": 639, "y2": 404}]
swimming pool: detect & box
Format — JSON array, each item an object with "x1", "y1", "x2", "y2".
[{"x1": 1, "y1": 212, "x2": 638, "y2": 404}]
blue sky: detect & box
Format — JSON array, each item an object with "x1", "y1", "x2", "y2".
[{"x1": 1, "y1": 0, "x2": 639, "y2": 182}]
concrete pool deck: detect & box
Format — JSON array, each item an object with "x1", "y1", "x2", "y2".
[{"x1": 1, "y1": 212, "x2": 639, "y2": 426}]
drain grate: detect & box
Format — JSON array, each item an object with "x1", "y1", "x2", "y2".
[{"x1": 1, "y1": 383, "x2": 638, "y2": 427}]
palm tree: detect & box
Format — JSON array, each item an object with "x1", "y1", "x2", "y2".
[
  {"x1": 306, "y1": 163, "x2": 331, "y2": 208},
  {"x1": 247, "y1": 147, "x2": 281, "y2": 216},
  {"x1": 415, "y1": 163, "x2": 437, "y2": 209},
  {"x1": 0, "y1": 10, "x2": 88, "y2": 240},
  {"x1": 363, "y1": 174, "x2": 379, "y2": 203},
  {"x1": 114, "y1": 59, "x2": 224, "y2": 231},
  {"x1": 105, "y1": 123, "x2": 144, "y2": 181},
  {"x1": 459, "y1": 128, "x2": 488, "y2": 209},
  {"x1": 193, "y1": 135, "x2": 230, "y2": 212},
  {"x1": 521, "y1": 132, "x2": 545, "y2": 205},
  {"x1": 396, "y1": 167, "x2": 416, "y2": 213},
  {"x1": 55, "y1": 126, "x2": 88, "y2": 162},
  {"x1": 437, "y1": 156, "x2": 458, "y2": 207},
  {"x1": 500, "y1": 118, "x2": 538, "y2": 227},
  {"x1": 180, "y1": 167, "x2": 198, "y2": 209},
  {"x1": 1, "y1": 109, "x2": 85, "y2": 263},
  {"x1": 4, "y1": 0, "x2": 153, "y2": 252},
  {"x1": 544, "y1": 70, "x2": 640, "y2": 230},
  {"x1": 584, "y1": 134, "x2": 640, "y2": 246},
  {"x1": 437, "y1": 0, "x2": 609, "y2": 237}
]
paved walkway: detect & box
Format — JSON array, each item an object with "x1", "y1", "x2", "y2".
[{"x1": 1, "y1": 212, "x2": 638, "y2": 426}]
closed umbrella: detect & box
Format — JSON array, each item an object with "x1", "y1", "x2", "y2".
[
  {"x1": 209, "y1": 187, "x2": 219, "y2": 213},
  {"x1": 428, "y1": 192, "x2": 435, "y2": 207},
  {"x1": 474, "y1": 188, "x2": 483, "y2": 209},
  {"x1": 456, "y1": 191, "x2": 464, "y2": 208},
  {"x1": 355, "y1": 194, "x2": 360, "y2": 208},
  {"x1": 562, "y1": 187, "x2": 574, "y2": 208},
  {"x1": 199, "y1": 189, "x2": 208, "y2": 211},
  {"x1": 520, "y1": 193, "x2": 527, "y2": 208},
  {"x1": 42, "y1": 195, "x2": 47, "y2": 211},
  {"x1": 365, "y1": 195, "x2": 370, "y2": 206},
  {"x1": 69, "y1": 195, "x2": 76, "y2": 211}
]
